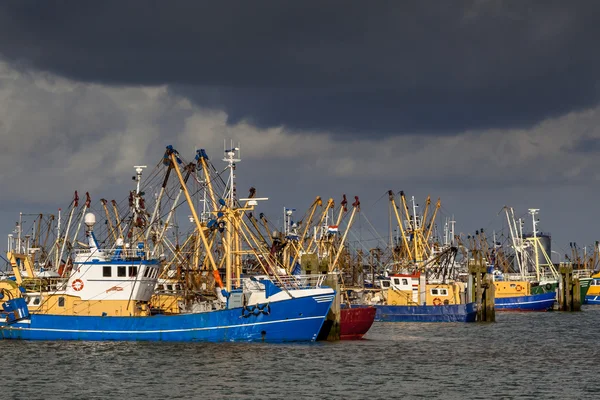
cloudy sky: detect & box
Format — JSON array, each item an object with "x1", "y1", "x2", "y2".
[{"x1": 1, "y1": 1, "x2": 600, "y2": 261}]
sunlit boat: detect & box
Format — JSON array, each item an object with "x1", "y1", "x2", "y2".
[{"x1": 0, "y1": 146, "x2": 335, "y2": 342}]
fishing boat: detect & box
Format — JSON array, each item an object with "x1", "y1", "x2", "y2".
[
  {"x1": 493, "y1": 280, "x2": 556, "y2": 311},
  {"x1": 363, "y1": 272, "x2": 476, "y2": 322},
  {"x1": 491, "y1": 208, "x2": 557, "y2": 311},
  {"x1": 357, "y1": 192, "x2": 477, "y2": 322},
  {"x1": 585, "y1": 273, "x2": 600, "y2": 304},
  {"x1": 0, "y1": 146, "x2": 335, "y2": 342},
  {"x1": 339, "y1": 305, "x2": 376, "y2": 340}
]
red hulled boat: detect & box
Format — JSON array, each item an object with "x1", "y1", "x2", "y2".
[{"x1": 340, "y1": 306, "x2": 376, "y2": 340}]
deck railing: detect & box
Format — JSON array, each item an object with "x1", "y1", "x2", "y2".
[
  {"x1": 232, "y1": 274, "x2": 327, "y2": 291},
  {"x1": 73, "y1": 248, "x2": 152, "y2": 261}
]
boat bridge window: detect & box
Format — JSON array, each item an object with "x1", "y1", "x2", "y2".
[
  {"x1": 393, "y1": 278, "x2": 400, "y2": 285},
  {"x1": 129, "y1": 266, "x2": 138, "y2": 277},
  {"x1": 117, "y1": 266, "x2": 126, "y2": 277},
  {"x1": 143, "y1": 267, "x2": 150, "y2": 278},
  {"x1": 431, "y1": 289, "x2": 438, "y2": 295},
  {"x1": 440, "y1": 289, "x2": 448, "y2": 296},
  {"x1": 58, "y1": 297, "x2": 65, "y2": 307},
  {"x1": 103, "y1": 266, "x2": 112, "y2": 277},
  {"x1": 33, "y1": 297, "x2": 41, "y2": 306},
  {"x1": 381, "y1": 281, "x2": 390, "y2": 288},
  {"x1": 402, "y1": 279, "x2": 409, "y2": 285}
]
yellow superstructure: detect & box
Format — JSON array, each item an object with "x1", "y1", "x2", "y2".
[
  {"x1": 383, "y1": 274, "x2": 465, "y2": 306},
  {"x1": 494, "y1": 281, "x2": 531, "y2": 297},
  {"x1": 587, "y1": 272, "x2": 600, "y2": 297}
]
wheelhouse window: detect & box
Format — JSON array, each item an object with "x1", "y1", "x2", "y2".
[
  {"x1": 117, "y1": 266, "x2": 126, "y2": 277},
  {"x1": 33, "y1": 296, "x2": 41, "y2": 305},
  {"x1": 128, "y1": 266, "x2": 138, "y2": 277},
  {"x1": 382, "y1": 281, "x2": 390, "y2": 288},
  {"x1": 440, "y1": 289, "x2": 448, "y2": 296},
  {"x1": 393, "y1": 278, "x2": 400, "y2": 285},
  {"x1": 58, "y1": 297, "x2": 65, "y2": 307},
  {"x1": 431, "y1": 289, "x2": 439, "y2": 295},
  {"x1": 402, "y1": 278, "x2": 409, "y2": 285},
  {"x1": 103, "y1": 266, "x2": 112, "y2": 277}
]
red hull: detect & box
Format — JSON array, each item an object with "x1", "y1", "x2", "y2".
[{"x1": 340, "y1": 306, "x2": 376, "y2": 340}]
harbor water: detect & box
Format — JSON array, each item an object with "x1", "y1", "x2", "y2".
[{"x1": 3, "y1": 307, "x2": 599, "y2": 400}]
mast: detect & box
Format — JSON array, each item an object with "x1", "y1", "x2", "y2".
[
  {"x1": 101, "y1": 199, "x2": 117, "y2": 242},
  {"x1": 111, "y1": 200, "x2": 124, "y2": 240},
  {"x1": 167, "y1": 146, "x2": 223, "y2": 289},
  {"x1": 222, "y1": 144, "x2": 241, "y2": 290},
  {"x1": 58, "y1": 191, "x2": 79, "y2": 270},
  {"x1": 72, "y1": 193, "x2": 91, "y2": 247},
  {"x1": 146, "y1": 165, "x2": 172, "y2": 242},
  {"x1": 504, "y1": 207, "x2": 523, "y2": 276},
  {"x1": 54, "y1": 209, "x2": 61, "y2": 268},
  {"x1": 529, "y1": 208, "x2": 540, "y2": 281},
  {"x1": 389, "y1": 190, "x2": 412, "y2": 262},
  {"x1": 329, "y1": 197, "x2": 360, "y2": 272}
]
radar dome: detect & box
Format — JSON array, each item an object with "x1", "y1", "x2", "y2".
[{"x1": 84, "y1": 213, "x2": 96, "y2": 228}]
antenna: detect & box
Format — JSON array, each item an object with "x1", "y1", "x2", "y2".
[
  {"x1": 133, "y1": 165, "x2": 147, "y2": 194},
  {"x1": 223, "y1": 143, "x2": 241, "y2": 207}
]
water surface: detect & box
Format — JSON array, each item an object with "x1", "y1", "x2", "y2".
[{"x1": 3, "y1": 306, "x2": 598, "y2": 399}]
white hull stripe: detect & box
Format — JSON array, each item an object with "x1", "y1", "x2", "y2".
[
  {"x1": 314, "y1": 296, "x2": 335, "y2": 301},
  {"x1": 6, "y1": 315, "x2": 325, "y2": 334},
  {"x1": 498, "y1": 298, "x2": 555, "y2": 306}
]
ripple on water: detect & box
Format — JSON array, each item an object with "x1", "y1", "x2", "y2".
[{"x1": 2, "y1": 307, "x2": 599, "y2": 400}]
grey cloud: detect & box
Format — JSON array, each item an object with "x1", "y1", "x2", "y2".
[
  {"x1": 1, "y1": 1, "x2": 599, "y2": 136},
  {"x1": 565, "y1": 136, "x2": 600, "y2": 154}
]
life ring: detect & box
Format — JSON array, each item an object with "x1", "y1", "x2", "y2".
[
  {"x1": 432, "y1": 297, "x2": 442, "y2": 306},
  {"x1": 72, "y1": 279, "x2": 84, "y2": 291},
  {"x1": 515, "y1": 285, "x2": 523, "y2": 292}
]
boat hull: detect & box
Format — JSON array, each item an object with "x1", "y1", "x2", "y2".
[
  {"x1": 585, "y1": 295, "x2": 600, "y2": 305},
  {"x1": 339, "y1": 306, "x2": 376, "y2": 340},
  {"x1": 579, "y1": 278, "x2": 592, "y2": 304},
  {"x1": 0, "y1": 294, "x2": 334, "y2": 342},
  {"x1": 371, "y1": 303, "x2": 477, "y2": 323},
  {"x1": 495, "y1": 292, "x2": 555, "y2": 311}
]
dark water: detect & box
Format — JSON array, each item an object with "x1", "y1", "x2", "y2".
[{"x1": 3, "y1": 307, "x2": 599, "y2": 400}]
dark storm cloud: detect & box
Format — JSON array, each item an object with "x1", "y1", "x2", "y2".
[{"x1": 1, "y1": 1, "x2": 599, "y2": 136}]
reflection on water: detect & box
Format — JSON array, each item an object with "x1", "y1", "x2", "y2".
[{"x1": 2, "y1": 306, "x2": 599, "y2": 399}]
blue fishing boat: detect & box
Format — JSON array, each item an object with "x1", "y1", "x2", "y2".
[
  {"x1": 0, "y1": 289, "x2": 334, "y2": 342},
  {"x1": 0, "y1": 220, "x2": 335, "y2": 342},
  {"x1": 372, "y1": 303, "x2": 477, "y2": 323},
  {"x1": 585, "y1": 274, "x2": 600, "y2": 304},
  {"x1": 358, "y1": 274, "x2": 477, "y2": 323},
  {"x1": 494, "y1": 291, "x2": 556, "y2": 311},
  {"x1": 0, "y1": 146, "x2": 335, "y2": 342}
]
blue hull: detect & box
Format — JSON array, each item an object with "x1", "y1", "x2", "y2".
[
  {"x1": 371, "y1": 303, "x2": 477, "y2": 323},
  {"x1": 0, "y1": 295, "x2": 333, "y2": 342},
  {"x1": 585, "y1": 295, "x2": 600, "y2": 304},
  {"x1": 495, "y1": 292, "x2": 555, "y2": 311}
]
